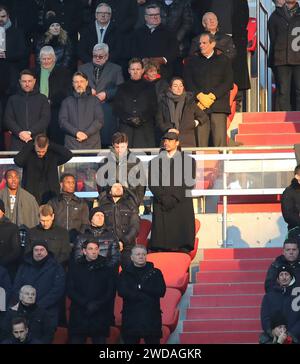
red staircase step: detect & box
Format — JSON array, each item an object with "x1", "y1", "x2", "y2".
[
  {"x1": 217, "y1": 203, "x2": 281, "y2": 213},
  {"x1": 243, "y1": 111, "x2": 300, "y2": 123},
  {"x1": 183, "y1": 318, "x2": 261, "y2": 332},
  {"x1": 193, "y1": 282, "x2": 264, "y2": 295},
  {"x1": 180, "y1": 331, "x2": 260, "y2": 344},
  {"x1": 203, "y1": 248, "x2": 281, "y2": 260},
  {"x1": 235, "y1": 133, "x2": 300, "y2": 145},
  {"x1": 239, "y1": 122, "x2": 300, "y2": 134},
  {"x1": 196, "y1": 270, "x2": 265, "y2": 283},
  {"x1": 186, "y1": 306, "x2": 260, "y2": 320},
  {"x1": 190, "y1": 294, "x2": 263, "y2": 307},
  {"x1": 200, "y1": 258, "x2": 272, "y2": 271}
]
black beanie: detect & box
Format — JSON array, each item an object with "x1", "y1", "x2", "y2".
[
  {"x1": 270, "y1": 312, "x2": 287, "y2": 330},
  {"x1": 276, "y1": 264, "x2": 294, "y2": 279},
  {"x1": 0, "y1": 199, "x2": 5, "y2": 213},
  {"x1": 31, "y1": 240, "x2": 49, "y2": 252},
  {"x1": 45, "y1": 15, "x2": 62, "y2": 31},
  {"x1": 89, "y1": 207, "x2": 105, "y2": 222}
]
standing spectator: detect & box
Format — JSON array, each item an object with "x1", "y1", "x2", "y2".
[
  {"x1": 0, "y1": 199, "x2": 21, "y2": 279},
  {"x1": 269, "y1": 0, "x2": 300, "y2": 110},
  {"x1": 79, "y1": 43, "x2": 124, "y2": 147},
  {"x1": 148, "y1": 132, "x2": 195, "y2": 252},
  {"x1": 27, "y1": 204, "x2": 71, "y2": 267},
  {"x1": 98, "y1": 182, "x2": 140, "y2": 267},
  {"x1": 14, "y1": 134, "x2": 73, "y2": 205},
  {"x1": 264, "y1": 238, "x2": 300, "y2": 292},
  {"x1": 156, "y1": 77, "x2": 209, "y2": 147},
  {"x1": 143, "y1": 60, "x2": 168, "y2": 101},
  {"x1": 1, "y1": 316, "x2": 41, "y2": 344},
  {"x1": 59, "y1": 71, "x2": 104, "y2": 150},
  {"x1": 0, "y1": 265, "x2": 11, "y2": 311},
  {"x1": 184, "y1": 32, "x2": 233, "y2": 147},
  {"x1": 113, "y1": 58, "x2": 157, "y2": 148},
  {"x1": 96, "y1": 132, "x2": 146, "y2": 207},
  {"x1": 67, "y1": 240, "x2": 116, "y2": 344},
  {"x1": 48, "y1": 173, "x2": 90, "y2": 243},
  {"x1": 131, "y1": 3, "x2": 179, "y2": 80},
  {"x1": 0, "y1": 169, "x2": 39, "y2": 229},
  {"x1": 35, "y1": 46, "x2": 72, "y2": 145},
  {"x1": 11, "y1": 241, "x2": 65, "y2": 328},
  {"x1": 34, "y1": 15, "x2": 73, "y2": 69},
  {"x1": 1, "y1": 285, "x2": 55, "y2": 344},
  {"x1": 4, "y1": 69, "x2": 50, "y2": 151},
  {"x1": 117, "y1": 245, "x2": 166, "y2": 344}
]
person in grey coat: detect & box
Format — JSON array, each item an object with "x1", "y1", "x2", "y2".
[
  {"x1": 79, "y1": 43, "x2": 124, "y2": 147},
  {"x1": 59, "y1": 71, "x2": 104, "y2": 150}
]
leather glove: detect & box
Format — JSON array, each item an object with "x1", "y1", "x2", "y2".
[{"x1": 197, "y1": 93, "x2": 215, "y2": 108}]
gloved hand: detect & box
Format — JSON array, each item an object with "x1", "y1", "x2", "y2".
[
  {"x1": 207, "y1": 93, "x2": 216, "y2": 101},
  {"x1": 197, "y1": 101, "x2": 206, "y2": 110},
  {"x1": 197, "y1": 93, "x2": 215, "y2": 108}
]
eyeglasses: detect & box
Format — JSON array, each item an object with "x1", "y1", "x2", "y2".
[
  {"x1": 96, "y1": 12, "x2": 111, "y2": 16},
  {"x1": 93, "y1": 54, "x2": 106, "y2": 59},
  {"x1": 145, "y1": 13, "x2": 160, "y2": 17}
]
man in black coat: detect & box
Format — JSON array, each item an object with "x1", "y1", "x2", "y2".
[
  {"x1": 14, "y1": 134, "x2": 73, "y2": 205},
  {"x1": 4, "y1": 69, "x2": 50, "y2": 151},
  {"x1": 117, "y1": 245, "x2": 166, "y2": 344},
  {"x1": 184, "y1": 32, "x2": 233, "y2": 147},
  {"x1": 148, "y1": 132, "x2": 195, "y2": 252},
  {"x1": 0, "y1": 199, "x2": 21, "y2": 279},
  {"x1": 0, "y1": 265, "x2": 11, "y2": 311},
  {"x1": 1, "y1": 316, "x2": 41, "y2": 344},
  {"x1": 27, "y1": 204, "x2": 71, "y2": 267},
  {"x1": 67, "y1": 240, "x2": 116, "y2": 344},
  {"x1": 269, "y1": 0, "x2": 300, "y2": 110}
]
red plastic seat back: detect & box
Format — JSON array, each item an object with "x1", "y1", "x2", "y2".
[
  {"x1": 247, "y1": 17, "x2": 257, "y2": 52},
  {"x1": 136, "y1": 218, "x2": 152, "y2": 246}
]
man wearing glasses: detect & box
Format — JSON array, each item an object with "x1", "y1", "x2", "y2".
[
  {"x1": 78, "y1": 3, "x2": 120, "y2": 64},
  {"x1": 131, "y1": 3, "x2": 179, "y2": 80}
]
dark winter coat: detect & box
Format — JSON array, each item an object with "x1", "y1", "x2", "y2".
[
  {"x1": 74, "y1": 225, "x2": 120, "y2": 268},
  {"x1": 4, "y1": 85, "x2": 51, "y2": 151},
  {"x1": 48, "y1": 193, "x2": 90, "y2": 243},
  {"x1": 96, "y1": 148, "x2": 146, "y2": 206},
  {"x1": 0, "y1": 302, "x2": 54, "y2": 344},
  {"x1": 67, "y1": 255, "x2": 116, "y2": 336},
  {"x1": 184, "y1": 52, "x2": 233, "y2": 114},
  {"x1": 0, "y1": 217, "x2": 21, "y2": 275},
  {"x1": 264, "y1": 254, "x2": 300, "y2": 293},
  {"x1": 148, "y1": 150, "x2": 195, "y2": 252},
  {"x1": 28, "y1": 224, "x2": 71, "y2": 266},
  {"x1": 98, "y1": 191, "x2": 140, "y2": 251},
  {"x1": 1, "y1": 334, "x2": 41, "y2": 344},
  {"x1": 156, "y1": 91, "x2": 209, "y2": 147},
  {"x1": 281, "y1": 178, "x2": 300, "y2": 230},
  {"x1": 0, "y1": 265, "x2": 12, "y2": 307},
  {"x1": 113, "y1": 79, "x2": 157, "y2": 148},
  {"x1": 59, "y1": 90, "x2": 104, "y2": 150},
  {"x1": 12, "y1": 253, "x2": 65, "y2": 315},
  {"x1": 261, "y1": 280, "x2": 300, "y2": 341},
  {"x1": 268, "y1": 5, "x2": 300, "y2": 67},
  {"x1": 14, "y1": 142, "x2": 73, "y2": 205},
  {"x1": 117, "y1": 261, "x2": 166, "y2": 337}
]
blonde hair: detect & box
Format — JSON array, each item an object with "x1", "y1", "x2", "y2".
[{"x1": 44, "y1": 27, "x2": 69, "y2": 45}]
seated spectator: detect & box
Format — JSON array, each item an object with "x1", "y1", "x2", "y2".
[
  {"x1": 34, "y1": 15, "x2": 73, "y2": 69},
  {"x1": 67, "y1": 240, "x2": 116, "y2": 344},
  {"x1": 11, "y1": 241, "x2": 65, "y2": 328},
  {"x1": 73, "y1": 207, "x2": 120, "y2": 270},
  {"x1": 261, "y1": 265, "x2": 300, "y2": 343},
  {"x1": 265, "y1": 237, "x2": 300, "y2": 292},
  {"x1": 117, "y1": 245, "x2": 166, "y2": 344},
  {"x1": 0, "y1": 169, "x2": 39, "y2": 229},
  {"x1": 189, "y1": 12, "x2": 236, "y2": 60},
  {"x1": 259, "y1": 312, "x2": 297, "y2": 344},
  {"x1": 1, "y1": 317, "x2": 41, "y2": 344},
  {"x1": 36, "y1": 46, "x2": 72, "y2": 145},
  {"x1": 48, "y1": 173, "x2": 90, "y2": 243},
  {"x1": 143, "y1": 60, "x2": 168, "y2": 101},
  {"x1": 27, "y1": 204, "x2": 71, "y2": 267},
  {"x1": 14, "y1": 134, "x2": 73, "y2": 205},
  {"x1": 98, "y1": 182, "x2": 140, "y2": 267},
  {"x1": 1, "y1": 285, "x2": 55, "y2": 344},
  {"x1": 59, "y1": 71, "x2": 104, "y2": 150},
  {"x1": 0, "y1": 199, "x2": 21, "y2": 279},
  {"x1": 156, "y1": 77, "x2": 209, "y2": 147},
  {"x1": 281, "y1": 164, "x2": 300, "y2": 231},
  {"x1": 4, "y1": 69, "x2": 50, "y2": 151},
  {"x1": 79, "y1": 43, "x2": 124, "y2": 148}
]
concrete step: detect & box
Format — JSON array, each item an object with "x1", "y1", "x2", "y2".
[
  {"x1": 203, "y1": 248, "x2": 281, "y2": 260},
  {"x1": 186, "y1": 306, "x2": 260, "y2": 320},
  {"x1": 183, "y1": 318, "x2": 261, "y2": 332},
  {"x1": 235, "y1": 133, "x2": 300, "y2": 146},
  {"x1": 200, "y1": 258, "x2": 272, "y2": 271},
  {"x1": 179, "y1": 331, "x2": 260, "y2": 344},
  {"x1": 239, "y1": 122, "x2": 300, "y2": 134},
  {"x1": 193, "y1": 282, "x2": 264, "y2": 295},
  {"x1": 196, "y1": 270, "x2": 266, "y2": 283},
  {"x1": 189, "y1": 294, "x2": 263, "y2": 307},
  {"x1": 242, "y1": 111, "x2": 300, "y2": 123}
]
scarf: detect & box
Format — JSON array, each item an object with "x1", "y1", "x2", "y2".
[
  {"x1": 166, "y1": 90, "x2": 186, "y2": 129},
  {"x1": 93, "y1": 63, "x2": 105, "y2": 82},
  {"x1": 144, "y1": 74, "x2": 161, "y2": 81},
  {"x1": 40, "y1": 67, "x2": 53, "y2": 98},
  {"x1": 284, "y1": 3, "x2": 299, "y2": 18}
]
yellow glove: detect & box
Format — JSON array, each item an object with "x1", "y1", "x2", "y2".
[
  {"x1": 208, "y1": 93, "x2": 216, "y2": 101},
  {"x1": 198, "y1": 93, "x2": 215, "y2": 108},
  {"x1": 197, "y1": 101, "x2": 206, "y2": 110}
]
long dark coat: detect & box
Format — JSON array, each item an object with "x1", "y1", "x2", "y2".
[
  {"x1": 113, "y1": 79, "x2": 157, "y2": 148},
  {"x1": 281, "y1": 178, "x2": 300, "y2": 231},
  {"x1": 148, "y1": 150, "x2": 195, "y2": 251},
  {"x1": 156, "y1": 92, "x2": 209, "y2": 147},
  {"x1": 117, "y1": 261, "x2": 166, "y2": 337},
  {"x1": 67, "y1": 255, "x2": 116, "y2": 336}
]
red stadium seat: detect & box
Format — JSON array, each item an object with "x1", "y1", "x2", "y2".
[
  {"x1": 147, "y1": 252, "x2": 191, "y2": 294},
  {"x1": 160, "y1": 288, "x2": 181, "y2": 332},
  {"x1": 247, "y1": 17, "x2": 257, "y2": 52},
  {"x1": 136, "y1": 218, "x2": 152, "y2": 246}
]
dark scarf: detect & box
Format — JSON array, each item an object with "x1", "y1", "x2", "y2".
[
  {"x1": 166, "y1": 90, "x2": 186, "y2": 129},
  {"x1": 93, "y1": 63, "x2": 105, "y2": 82},
  {"x1": 284, "y1": 3, "x2": 299, "y2": 18}
]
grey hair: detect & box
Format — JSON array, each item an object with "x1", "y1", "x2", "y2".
[
  {"x1": 19, "y1": 285, "x2": 36, "y2": 295},
  {"x1": 131, "y1": 244, "x2": 147, "y2": 256},
  {"x1": 39, "y1": 45, "x2": 56, "y2": 60},
  {"x1": 93, "y1": 43, "x2": 109, "y2": 54},
  {"x1": 96, "y1": 3, "x2": 112, "y2": 13}
]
